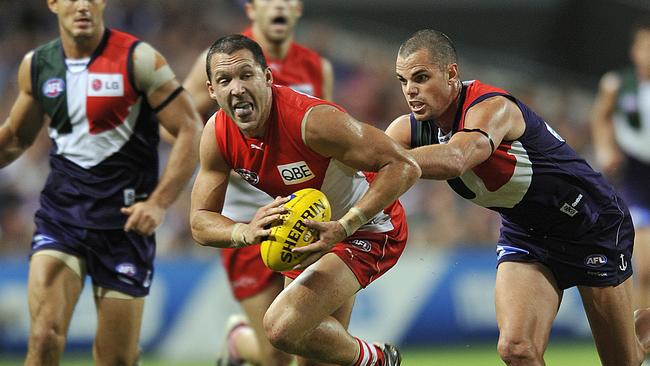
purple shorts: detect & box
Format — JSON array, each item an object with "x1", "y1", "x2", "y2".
[
  {"x1": 496, "y1": 199, "x2": 634, "y2": 290},
  {"x1": 30, "y1": 215, "x2": 155, "y2": 297}
]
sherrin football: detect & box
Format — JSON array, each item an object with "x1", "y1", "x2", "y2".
[{"x1": 260, "y1": 188, "x2": 331, "y2": 271}]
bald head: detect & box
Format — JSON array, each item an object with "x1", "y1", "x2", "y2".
[{"x1": 398, "y1": 29, "x2": 457, "y2": 71}]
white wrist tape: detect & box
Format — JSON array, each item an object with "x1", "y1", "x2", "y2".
[
  {"x1": 337, "y1": 207, "x2": 369, "y2": 237},
  {"x1": 230, "y1": 223, "x2": 251, "y2": 248}
]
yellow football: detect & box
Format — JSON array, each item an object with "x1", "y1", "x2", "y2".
[{"x1": 260, "y1": 188, "x2": 331, "y2": 271}]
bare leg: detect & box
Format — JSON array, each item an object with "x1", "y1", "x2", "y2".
[
  {"x1": 25, "y1": 254, "x2": 84, "y2": 366},
  {"x1": 236, "y1": 276, "x2": 294, "y2": 366},
  {"x1": 580, "y1": 278, "x2": 646, "y2": 365},
  {"x1": 264, "y1": 253, "x2": 361, "y2": 365},
  {"x1": 495, "y1": 262, "x2": 561, "y2": 366},
  {"x1": 633, "y1": 227, "x2": 650, "y2": 309},
  {"x1": 93, "y1": 294, "x2": 144, "y2": 366}
]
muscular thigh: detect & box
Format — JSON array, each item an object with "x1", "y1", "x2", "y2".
[
  {"x1": 495, "y1": 262, "x2": 561, "y2": 348},
  {"x1": 28, "y1": 252, "x2": 85, "y2": 330},
  {"x1": 276, "y1": 253, "x2": 360, "y2": 331}
]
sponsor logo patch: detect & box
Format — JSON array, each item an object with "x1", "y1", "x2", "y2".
[
  {"x1": 116, "y1": 262, "x2": 137, "y2": 277},
  {"x1": 32, "y1": 234, "x2": 56, "y2": 248},
  {"x1": 277, "y1": 161, "x2": 314, "y2": 185},
  {"x1": 235, "y1": 168, "x2": 259, "y2": 185},
  {"x1": 43, "y1": 78, "x2": 65, "y2": 98},
  {"x1": 87, "y1": 73, "x2": 124, "y2": 97},
  {"x1": 348, "y1": 239, "x2": 372, "y2": 252},
  {"x1": 584, "y1": 254, "x2": 607, "y2": 268}
]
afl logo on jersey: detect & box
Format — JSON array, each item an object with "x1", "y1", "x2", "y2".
[
  {"x1": 584, "y1": 254, "x2": 608, "y2": 268},
  {"x1": 43, "y1": 78, "x2": 65, "y2": 98},
  {"x1": 235, "y1": 168, "x2": 260, "y2": 185},
  {"x1": 277, "y1": 161, "x2": 315, "y2": 185}
]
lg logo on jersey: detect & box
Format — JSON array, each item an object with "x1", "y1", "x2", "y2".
[
  {"x1": 87, "y1": 73, "x2": 124, "y2": 97},
  {"x1": 277, "y1": 161, "x2": 315, "y2": 185}
]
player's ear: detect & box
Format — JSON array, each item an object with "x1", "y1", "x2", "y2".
[
  {"x1": 265, "y1": 67, "x2": 273, "y2": 86},
  {"x1": 295, "y1": 1, "x2": 304, "y2": 18},
  {"x1": 207, "y1": 80, "x2": 217, "y2": 100},
  {"x1": 447, "y1": 63, "x2": 459, "y2": 85}
]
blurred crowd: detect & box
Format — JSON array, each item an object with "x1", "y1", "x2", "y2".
[{"x1": 0, "y1": 0, "x2": 597, "y2": 257}]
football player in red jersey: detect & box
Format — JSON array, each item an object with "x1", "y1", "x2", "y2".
[
  {"x1": 0, "y1": 0, "x2": 202, "y2": 365},
  {"x1": 184, "y1": 1, "x2": 334, "y2": 365},
  {"x1": 191, "y1": 34, "x2": 419, "y2": 366}
]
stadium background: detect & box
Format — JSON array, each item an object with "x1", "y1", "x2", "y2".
[{"x1": 0, "y1": 0, "x2": 649, "y2": 364}]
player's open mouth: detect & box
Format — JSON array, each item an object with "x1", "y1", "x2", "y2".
[
  {"x1": 272, "y1": 16, "x2": 288, "y2": 25},
  {"x1": 233, "y1": 102, "x2": 253, "y2": 118},
  {"x1": 409, "y1": 101, "x2": 425, "y2": 113}
]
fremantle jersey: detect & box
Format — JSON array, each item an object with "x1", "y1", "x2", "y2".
[
  {"x1": 410, "y1": 80, "x2": 623, "y2": 239},
  {"x1": 223, "y1": 29, "x2": 325, "y2": 222},
  {"x1": 213, "y1": 85, "x2": 399, "y2": 233},
  {"x1": 31, "y1": 29, "x2": 159, "y2": 229}
]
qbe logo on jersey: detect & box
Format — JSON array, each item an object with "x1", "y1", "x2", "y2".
[
  {"x1": 87, "y1": 73, "x2": 124, "y2": 97},
  {"x1": 277, "y1": 161, "x2": 315, "y2": 185}
]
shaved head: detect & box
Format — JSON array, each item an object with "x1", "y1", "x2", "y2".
[{"x1": 398, "y1": 29, "x2": 457, "y2": 71}]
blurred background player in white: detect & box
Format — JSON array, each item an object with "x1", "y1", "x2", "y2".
[
  {"x1": 0, "y1": 0, "x2": 202, "y2": 365},
  {"x1": 591, "y1": 21, "x2": 650, "y2": 312},
  {"x1": 183, "y1": 1, "x2": 334, "y2": 365},
  {"x1": 191, "y1": 34, "x2": 418, "y2": 366}
]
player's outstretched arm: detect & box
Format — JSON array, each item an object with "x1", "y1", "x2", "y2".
[
  {"x1": 183, "y1": 49, "x2": 215, "y2": 117},
  {"x1": 590, "y1": 71, "x2": 623, "y2": 175},
  {"x1": 121, "y1": 43, "x2": 202, "y2": 236},
  {"x1": 292, "y1": 105, "x2": 421, "y2": 267},
  {"x1": 388, "y1": 96, "x2": 524, "y2": 180},
  {"x1": 0, "y1": 52, "x2": 46, "y2": 168}
]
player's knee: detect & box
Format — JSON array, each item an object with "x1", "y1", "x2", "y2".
[
  {"x1": 94, "y1": 343, "x2": 140, "y2": 366},
  {"x1": 29, "y1": 321, "x2": 65, "y2": 354},
  {"x1": 263, "y1": 310, "x2": 301, "y2": 354},
  {"x1": 497, "y1": 336, "x2": 539, "y2": 365}
]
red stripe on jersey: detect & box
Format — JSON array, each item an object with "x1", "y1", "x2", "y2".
[
  {"x1": 86, "y1": 30, "x2": 139, "y2": 134},
  {"x1": 471, "y1": 142, "x2": 517, "y2": 191}
]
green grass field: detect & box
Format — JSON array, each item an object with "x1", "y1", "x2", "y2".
[{"x1": 0, "y1": 341, "x2": 602, "y2": 365}]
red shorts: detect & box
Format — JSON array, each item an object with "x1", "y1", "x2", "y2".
[
  {"x1": 220, "y1": 244, "x2": 282, "y2": 300},
  {"x1": 284, "y1": 202, "x2": 408, "y2": 288}
]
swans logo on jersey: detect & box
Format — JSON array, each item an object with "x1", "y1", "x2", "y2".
[
  {"x1": 235, "y1": 168, "x2": 259, "y2": 185},
  {"x1": 584, "y1": 254, "x2": 608, "y2": 268},
  {"x1": 277, "y1": 161, "x2": 314, "y2": 185},
  {"x1": 87, "y1": 73, "x2": 124, "y2": 97},
  {"x1": 43, "y1": 78, "x2": 65, "y2": 98}
]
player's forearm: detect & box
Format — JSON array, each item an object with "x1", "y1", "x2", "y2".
[
  {"x1": 352, "y1": 157, "x2": 420, "y2": 224},
  {"x1": 591, "y1": 114, "x2": 617, "y2": 150},
  {"x1": 0, "y1": 125, "x2": 26, "y2": 168},
  {"x1": 190, "y1": 210, "x2": 237, "y2": 248},
  {"x1": 411, "y1": 143, "x2": 477, "y2": 180},
  {"x1": 149, "y1": 122, "x2": 200, "y2": 208}
]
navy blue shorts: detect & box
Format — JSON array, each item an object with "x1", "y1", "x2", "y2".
[
  {"x1": 30, "y1": 215, "x2": 156, "y2": 297},
  {"x1": 496, "y1": 203, "x2": 634, "y2": 290}
]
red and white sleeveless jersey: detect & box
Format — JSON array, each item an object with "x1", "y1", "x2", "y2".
[
  {"x1": 213, "y1": 85, "x2": 399, "y2": 233},
  {"x1": 242, "y1": 28, "x2": 324, "y2": 98}
]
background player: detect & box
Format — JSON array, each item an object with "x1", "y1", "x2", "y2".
[
  {"x1": 386, "y1": 29, "x2": 650, "y2": 365},
  {"x1": 191, "y1": 34, "x2": 419, "y2": 366},
  {"x1": 0, "y1": 0, "x2": 202, "y2": 364},
  {"x1": 591, "y1": 21, "x2": 650, "y2": 311},
  {"x1": 183, "y1": 0, "x2": 334, "y2": 365}
]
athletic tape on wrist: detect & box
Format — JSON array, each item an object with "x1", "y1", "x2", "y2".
[
  {"x1": 230, "y1": 223, "x2": 251, "y2": 248},
  {"x1": 337, "y1": 207, "x2": 369, "y2": 237}
]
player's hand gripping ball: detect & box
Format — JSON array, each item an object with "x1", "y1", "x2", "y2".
[{"x1": 260, "y1": 188, "x2": 331, "y2": 271}]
